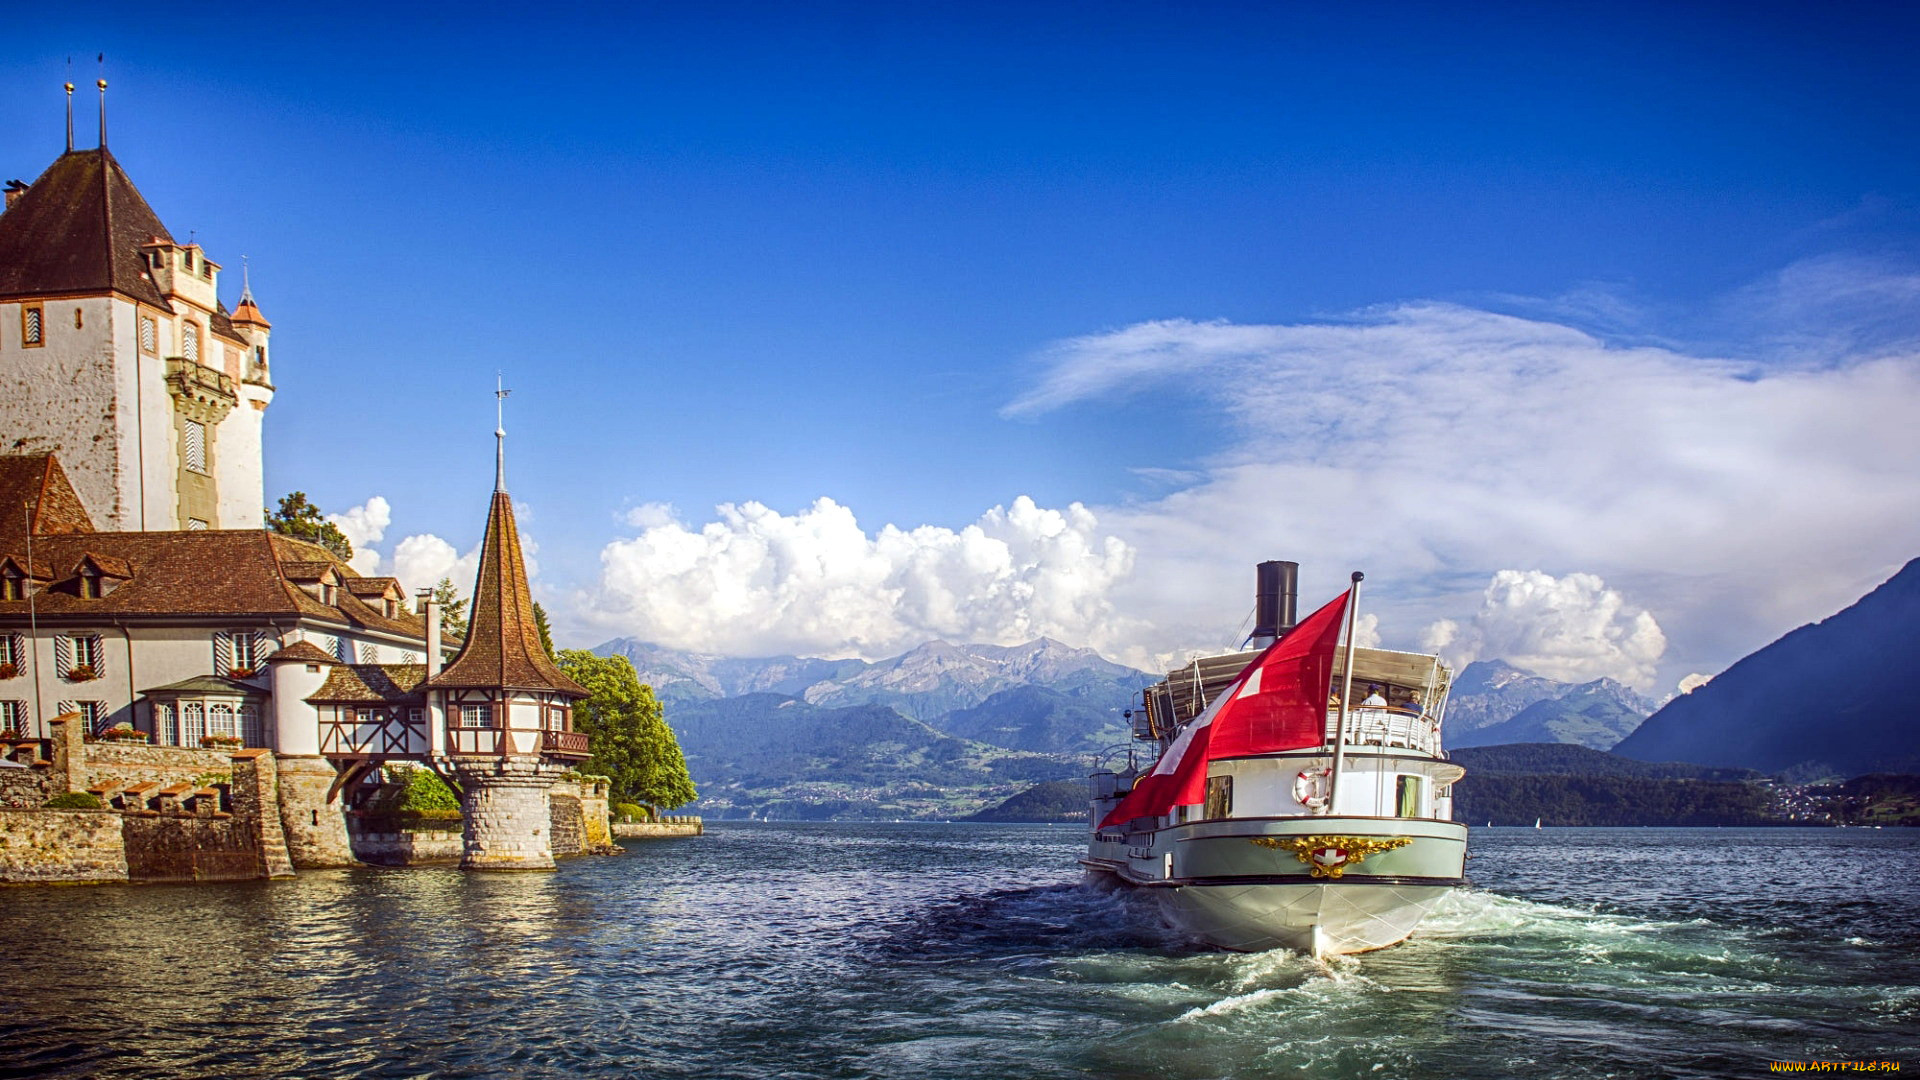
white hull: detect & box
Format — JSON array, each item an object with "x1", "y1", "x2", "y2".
[{"x1": 1146, "y1": 876, "x2": 1450, "y2": 956}]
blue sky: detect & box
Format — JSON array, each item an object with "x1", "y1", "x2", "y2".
[{"x1": 7, "y1": 3, "x2": 1920, "y2": 688}]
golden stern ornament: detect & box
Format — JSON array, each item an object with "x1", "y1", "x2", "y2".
[{"x1": 1250, "y1": 835, "x2": 1413, "y2": 879}]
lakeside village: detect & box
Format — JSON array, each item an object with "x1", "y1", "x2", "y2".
[{"x1": 0, "y1": 101, "x2": 697, "y2": 885}]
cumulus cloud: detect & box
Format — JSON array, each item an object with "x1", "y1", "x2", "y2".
[
  {"x1": 1022, "y1": 299, "x2": 1920, "y2": 681},
  {"x1": 328, "y1": 497, "x2": 391, "y2": 576},
  {"x1": 1418, "y1": 570, "x2": 1666, "y2": 690},
  {"x1": 578, "y1": 495, "x2": 1140, "y2": 661}
]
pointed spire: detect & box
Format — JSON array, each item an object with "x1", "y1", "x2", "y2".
[
  {"x1": 240, "y1": 255, "x2": 254, "y2": 304},
  {"x1": 64, "y1": 71, "x2": 74, "y2": 153},
  {"x1": 494, "y1": 374, "x2": 511, "y2": 494},
  {"x1": 96, "y1": 74, "x2": 107, "y2": 150},
  {"x1": 427, "y1": 490, "x2": 585, "y2": 697}
]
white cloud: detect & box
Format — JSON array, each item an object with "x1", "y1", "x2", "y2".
[
  {"x1": 1419, "y1": 570, "x2": 1666, "y2": 690},
  {"x1": 578, "y1": 495, "x2": 1140, "y2": 661},
  {"x1": 328, "y1": 497, "x2": 391, "y2": 576},
  {"x1": 1018, "y1": 299, "x2": 1920, "y2": 681},
  {"x1": 623, "y1": 501, "x2": 679, "y2": 529},
  {"x1": 1677, "y1": 672, "x2": 1713, "y2": 695}
]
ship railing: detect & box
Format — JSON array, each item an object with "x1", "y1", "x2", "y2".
[{"x1": 1324, "y1": 707, "x2": 1441, "y2": 755}]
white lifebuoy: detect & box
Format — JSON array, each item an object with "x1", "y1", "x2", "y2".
[{"x1": 1293, "y1": 768, "x2": 1331, "y2": 809}]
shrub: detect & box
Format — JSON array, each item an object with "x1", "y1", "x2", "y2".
[
  {"x1": 0, "y1": 662, "x2": 19, "y2": 680},
  {"x1": 200, "y1": 734, "x2": 243, "y2": 749},
  {"x1": 45, "y1": 792, "x2": 102, "y2": 810},
  {"x1": 612, "y1": 802, "x2": 651, "y2": 823},
  {"x1": 66, "y1": 664, "x2": 98, "y2": 682},
  {"x1": 101, "y1": 725, "x2": 148, "y2": 743},
  {"x1": 388, "y1": 764, "x2": 460, "y2": 812}
]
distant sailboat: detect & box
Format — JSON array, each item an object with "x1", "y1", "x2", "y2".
[{"x1": 1534, "y1": 818, "x2": 1542, "y2": 829}]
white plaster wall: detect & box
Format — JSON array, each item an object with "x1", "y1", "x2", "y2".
[
  {"x1": 219, "y1": 380, "x2": 272, "y2": 529},
  {"x1": 0, "y1": 296, "x2": 126, "y2": 529},
  {"x1": 112, "y1": 298, "x2": 183, "y2": 532},
  {"x1": 271, "y1": 657, "x2": 330, "y2": 756}
]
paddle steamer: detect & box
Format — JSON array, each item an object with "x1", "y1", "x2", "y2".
[{"x1": 1084, "y1": 562, "x2": 1468, "y2": 956}]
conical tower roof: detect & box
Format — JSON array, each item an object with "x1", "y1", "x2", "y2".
[
  {"x1": 429, "y1": 490, "x2": 586, "y2": 697},
  {"x1": 0, "y1": 148, "x2": 174, "y2": 308}
]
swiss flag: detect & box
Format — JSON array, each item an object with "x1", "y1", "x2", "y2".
[{"x1": 1098, "y1": 588, "x2": 1350, "y2": 829}]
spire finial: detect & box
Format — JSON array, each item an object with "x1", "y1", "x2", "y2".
[
  {"x1": 240, "y1": 255, "x2": 254, "y2": 303},
  {"x1": 494, "y1": 374, "x2": 512, "y2": 493},
  {"x1": 96, "y1": 53, "x2": 107, "y2": 149},
  {"x1": 65, "y1": 59, "x2": 74, "y2": 153}
]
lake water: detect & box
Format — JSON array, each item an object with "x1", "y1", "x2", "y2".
[{"x1": 1, "y1": 824, "x2": 1914, "y2": 1079}]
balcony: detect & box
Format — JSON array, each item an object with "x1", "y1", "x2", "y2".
[
  {"x1": 1325, "y1": 707, "x2": 1442, "y2": 756},
  {"x1": 542, "y1": 730, "x2": 591, "y2": 760}
]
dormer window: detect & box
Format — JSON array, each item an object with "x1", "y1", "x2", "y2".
[
  {"x1": 79, "y1": 566, "x2": 102, "y2": 600},
  {"x1": 323, "y1": 583, "x2": 338, "y2": 606},
  {"x1": 1, "y1": 568, "x2": 23, "y2": 601}
]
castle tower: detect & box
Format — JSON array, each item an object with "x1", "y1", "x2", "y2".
[
  {"x1": 429, "y1": 417, "x2": 589, "y2": 870},
  {"x1": 0, "y1": 137, "x2": 273, "y2": 531}
]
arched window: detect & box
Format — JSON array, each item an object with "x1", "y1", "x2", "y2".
[
  {"x1": 182, "y1": 322, "x2": 200, "y2": 362},
  {"x1": 182, "y1": 702, "x2": 206, "y2": 746}
]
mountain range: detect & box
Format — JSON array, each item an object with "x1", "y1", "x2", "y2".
[
  {"x1": 1614, "y1": 557, "x2": 1920, "y2": 778},
  {"x1": 1443, "y1": 662, "x2": 1658, "y2": 751}
]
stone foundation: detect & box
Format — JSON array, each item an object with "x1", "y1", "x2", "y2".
[
  {"x1": 613, "y1": 819, "x2": 704, "y2": 839},
  {"x1": 274, "y1": 756, "x2": 356, "y2": 869},
  {"x1": 453, "y1": 757, "x2": 569, "y2": 871},
  {"x1": 0, "y1": 808, "x2": 129, "y2": 883},
  {"x1": 350, "y1": 830, "x2": 465, "y2": 865}
]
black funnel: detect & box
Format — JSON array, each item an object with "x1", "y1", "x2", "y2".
[{"x1": 1252, "y1": 560, "x2": 1299, "y2": 643}]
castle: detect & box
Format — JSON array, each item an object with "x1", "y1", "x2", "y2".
[{"x1": 0, "y1": 90, "x2": 609, "y2": 879}]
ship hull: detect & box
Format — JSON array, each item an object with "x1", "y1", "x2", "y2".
[{"x1": 1083, "y1": 815, "x2": 1467, "y2": 956}]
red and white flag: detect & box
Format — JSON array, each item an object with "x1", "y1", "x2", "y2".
[{"x1": 1098, "y1": 588, "x2": 1350, "y2": 829}]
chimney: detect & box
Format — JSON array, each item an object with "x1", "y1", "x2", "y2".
[
  {"x1": 3, "y1": 180, "x2": 26, "y2": 212},
  {"x1": 419, "y1": 589, "x2": 442, "y2": 676},
  {"x1": 1249, "y1": 560, "x2": 1299, "y2": 648}
]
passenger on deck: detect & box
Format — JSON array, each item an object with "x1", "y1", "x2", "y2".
[
  {"x1": 1328, "y1": 691, "x2": 1341, "y2": 707},
  {"x1": 1405, "y1": 692, "x2": 1424, "y2": 716},
  {"x1": 1362, "y1": 685, "x2": 1387, "y2": 706}
]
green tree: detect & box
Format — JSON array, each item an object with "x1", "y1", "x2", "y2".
[
  {"x1": 266, "y1": 492, "x2": 353, "y2": 561},
  {"x1": 533, "y1": 601, "x2": 556, "y2": 660},
  {"x1": 432, "y1": 577, "x2": 469, "y2": 637},
  {"x1": 558, "y1": 649, "x2": 696, "y2": 811}
]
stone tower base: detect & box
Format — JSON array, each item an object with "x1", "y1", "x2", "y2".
[
  {"x1": 274, "y1": 755, "x2": 357, "y2": 869},
  {"x1": 453, "y1": 757, "x2": 570, "y2": 871}
]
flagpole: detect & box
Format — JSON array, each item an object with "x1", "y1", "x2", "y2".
[{"x1": 1327, "y1": 571, "x2": 1364, "y2": 815}]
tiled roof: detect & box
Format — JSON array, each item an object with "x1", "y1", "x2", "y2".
[
  {"x1": 346, "y1": 577, "x2": 402, "y2": 597},
  {"x1": 277, "y1": 561, "x2": 335, "y2": 581},
  {"x1": 230, "y1": 296, "x2": 269, "y2": 328},
  {"x1": 0, "y1": 455, "x2": 96, "y2": 537},
  {"x1": 209, "y1": 302, "x2": 248, "y2": 346},
  {"x1": 431, "y1": 491, "x2": 585, "y2": 697},
  {"x1": 75, "y1": 552, "x2": 134, "y2": 578},
  {"x1": 0, "y1": 149, "x2": 174, "y2": 308},
  {"x1": 309, "y1": 664, "x2": 428, "y2": 705},
  {"x1": 140, "y1": 674, "x2": 267, "y2": 697},
  {"x1": 266, "y1": 641, "x2": 336, "y2": 664}
]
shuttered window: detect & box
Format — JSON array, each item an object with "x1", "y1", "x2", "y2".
[
  {"x1": 0, "y1": 701, "x2": 24, "y2": 731},
  {"x1": 182, "y1": 322, "x2": 199, "y2": 361},
  {"x1": 22, "y1": 305, "x2": 43, "y2": 346},
  {"x1": 140, "y1": 315, "x2": 157, "y2": 353},
  {"x1": 183, "y1": 420, "x2": 207, "y2": 473}
]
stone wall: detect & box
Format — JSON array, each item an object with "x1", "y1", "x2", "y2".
[
  {"x1": 274, "y1": 755, "x2": 356, "y2": 869},
  {"x1": 0, "y1": 808, "x2": 128, "y2": 883},
  {"x1": 0, "y1": 766, "x2": 47, "y2": 809},
  {"x1": 121, "y1": 813, "x2": 261, "y2": 882},
  {"x1": 350, "y1": 830, "x2": 464, "y2": 866},
  {"x1": 613, "y1": 820, "x2": 704, "y2": 840},
  {"x1": 83, "y1": 741, "x2": 234, "y2": 791},
  {"x1": 549, "y1": 794, "x2": 585, "y2": 856}
]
